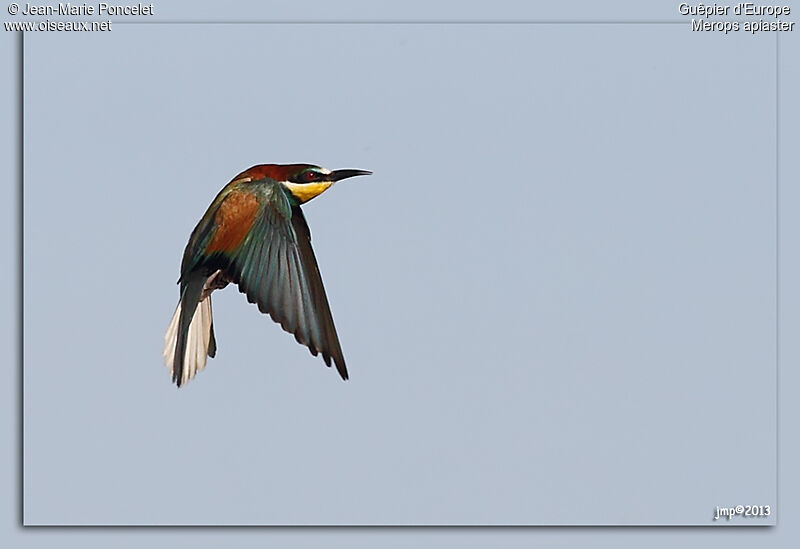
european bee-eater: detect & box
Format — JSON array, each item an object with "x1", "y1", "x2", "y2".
[{"x1": 163, "y1": 164, "x2": 372, "y2": 387}]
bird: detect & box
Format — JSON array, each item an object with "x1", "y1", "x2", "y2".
[{"x1": 163, "y1": 163, "x2": 372, "y2": 387}]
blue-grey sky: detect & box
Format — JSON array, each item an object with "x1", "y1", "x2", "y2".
[{"x1": 4, "y1": 0, "x2": 800, "y2": 546}]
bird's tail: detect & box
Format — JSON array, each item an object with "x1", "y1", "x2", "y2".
[{"x1": 163, "y1": 290, "x2": 217, "y2": 387}]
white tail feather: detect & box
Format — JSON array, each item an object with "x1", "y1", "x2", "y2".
[{"x1": 163, "y1": 296, "x2": 213, "y2": 386}]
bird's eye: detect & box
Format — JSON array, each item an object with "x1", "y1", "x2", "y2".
[{"x1": 303, "y1": 171, "x2": 318, "y2": 182}]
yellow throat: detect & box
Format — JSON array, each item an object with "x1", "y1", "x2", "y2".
[{"x1": 283, "y1": 181, "x2": 334, "y2": 204}]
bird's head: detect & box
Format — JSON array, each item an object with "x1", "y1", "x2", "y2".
[{"x1": 277, "y1": 164, "x2": 372, "y2": 204}]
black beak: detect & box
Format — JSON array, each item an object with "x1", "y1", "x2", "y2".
[{"x1": 329, "y1": 169, "x2": 372, "y2": 182}]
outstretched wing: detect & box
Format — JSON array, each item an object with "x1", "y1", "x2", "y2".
[{"x1": 225, "y1": 182, "x2": 348, "y2": 380}]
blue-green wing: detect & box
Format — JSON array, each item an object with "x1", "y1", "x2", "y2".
[
  {"x1": 227, "y1": 185, "x2": 348, "y2": 379},
  {"x1": 177, "y1": 184, "x2": 236, "y2": 290}
]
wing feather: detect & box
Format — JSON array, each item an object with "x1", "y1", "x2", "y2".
[
  {"x1": 225, "y1": 181, "x2": 348, "y2": 379},
  {"x1": 290, "y1": 205, "x2": 346, "y2": 376}
]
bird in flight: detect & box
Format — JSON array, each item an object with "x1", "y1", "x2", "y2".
[{"x1": 163, "y1": 164, "x2": 372, "y2": 387}]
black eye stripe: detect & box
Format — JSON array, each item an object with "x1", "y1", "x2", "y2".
[{"x1": 290, "y1": 169, "x2": 325, "y2": 184}]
